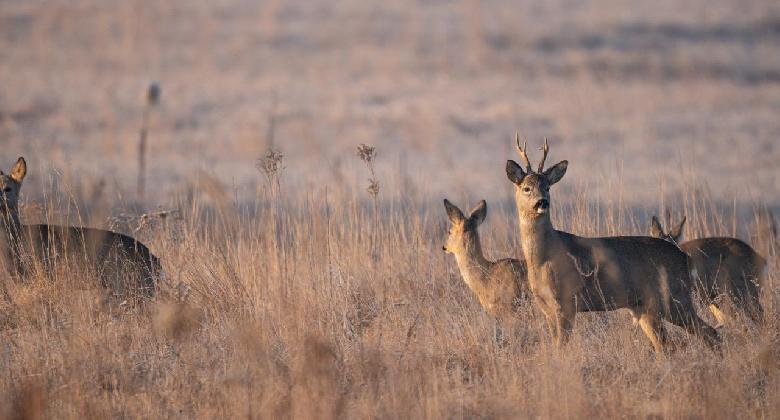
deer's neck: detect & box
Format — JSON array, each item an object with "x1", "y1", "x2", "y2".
[
  {"x1": 0, "y1": 210, "x2": 24, "y2": 274},
  {"x1": 519, "y1": 215, "x2": 558, "y2": 267},
  {"x1": 453, "y1": 235, "x2": 492, "y2": 290},
  {"x1": 0, "y1": 211, "x2": 22, "y2": 242}
]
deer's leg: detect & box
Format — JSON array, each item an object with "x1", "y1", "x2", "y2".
[
  {"x1": 535, "y1": 302, "x2": 557, "y2": 345},
  {"x1": 669, "y1": 305, "x2": 722, "y2": 352},
  {"x1": 531, "y1": 286, "x2": 560, "y2": 346},
  {"x1": 554, "y1": 298, "x2": 576, "y2": 348},
  {"x1": 732, "y1": 272, "x2": 763, "y2": 326},
  {"x1": 637, "y1": 312, "x2": 666, "y2": 353},
  {"x1": 708, "y1": 303, "x2": 728, "y2": 328},
  {"x1": 493, "y1": 320, "x2": 507, "y2": 348}
]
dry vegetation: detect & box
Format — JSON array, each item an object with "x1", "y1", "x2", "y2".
[
  {"x1": 0, "y1": 183, "x2": 778, "y2": 418},
  {"x1": 1, "y1": 0, "x2": 779, "y2": 418}
]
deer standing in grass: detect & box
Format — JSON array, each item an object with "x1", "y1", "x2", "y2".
[
  {"x1": 442, "y1": 199, "x2": 527, "y2": 319},
  {"x1": 0, "y1": 157, "x2": 159, "y2": 299},
  {"x1": 650, "y1": 214, "x2": 766, "y2": 327},
  {"x1": 505, "y1": 136, "x2": 720, "y2": 352}
]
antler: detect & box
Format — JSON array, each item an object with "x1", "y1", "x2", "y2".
[
  {"x1": 515, "y1": 132, "x2": 532, "y2": 172},
  {"x1": 537, "y1": 137, "x2": 549, "y2": 173}
]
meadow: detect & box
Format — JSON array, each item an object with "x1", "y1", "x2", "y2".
[{"x1": 0, "y1": 0, "x2": 779, "y2": 418}]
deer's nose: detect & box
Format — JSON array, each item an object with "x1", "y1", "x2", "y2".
[{"x1": 534, "y1": 198, "x2": 549, "y2": 210}]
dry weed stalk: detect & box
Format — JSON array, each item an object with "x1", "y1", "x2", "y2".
[
  {"x1": 357, "y1": 143, "x2": 379, "y2": 260},
  {"x1": 356, "y1": 144, "x2": 380, "y2": 199},
  {"x1": 137, "y1": 82, "x2": 161, "y2": 201},
  {"x1": 256, "y1": 148, "x2": 289, "y2": 288}
]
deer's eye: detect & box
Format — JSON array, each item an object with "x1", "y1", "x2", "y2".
[
  {"x1": 522, "y1": 186, "x2": 531, "y2": 194},
  {"x1": 2, "y1": 187, "x2": 11, "y2": 193}
]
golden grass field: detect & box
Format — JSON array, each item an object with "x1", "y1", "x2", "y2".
[{"x1": 1, "y1": 0, "x2": 779, "y2": 418}]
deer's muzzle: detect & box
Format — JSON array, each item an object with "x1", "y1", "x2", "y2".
[{"x1": 534, "y1": 198, "x2": 549, "y2": 214}]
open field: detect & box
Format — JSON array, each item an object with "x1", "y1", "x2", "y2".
[{"x1": 1, "y1": 0, "x2": 779, "y2": 418}]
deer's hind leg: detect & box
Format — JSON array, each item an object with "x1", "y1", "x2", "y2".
[
  {"x1": 730, "y1": 270, "x2": 763, "y2": 326},
  {"x1": 635, "y1": 309, "x2": 667, "y2": 354},
  {"x1": 707, "y1": 302, "x2": 728, "y2": 328},
  {"x1": 668, "y1": 303, "x2": 722, "y2": 352}
]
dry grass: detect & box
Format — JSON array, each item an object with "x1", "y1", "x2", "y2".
[{"x1": 0, "y1": 180, "x2": 778, "y2": 418}]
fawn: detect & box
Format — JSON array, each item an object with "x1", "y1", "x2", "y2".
[
  {"x1": 0, "y1": 157, "x2": 160, "y2": 299},
  {"x1": 651, "y1": 214, "x2": 766, "y2": 326},
  {"x1": 505, "y1": 136, "x2": 720, "y2": 352},
  {"x1": 442, "y1": 199, "x2": 527, "y2": 319}
]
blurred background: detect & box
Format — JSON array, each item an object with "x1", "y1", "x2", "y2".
[{"x1": 1, "y1": 0, "x2": 778, "y2": 214}]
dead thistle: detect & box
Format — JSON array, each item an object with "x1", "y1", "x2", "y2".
[
  {"x1": 357, "y1": 144, "x2": 379, "y2": 198},
  {"x1": 257, "y1": 149, "x2": 285, "y2": 194},
  {"x1": 357, "y1": 144, "x2": 381, "y2": 264}
]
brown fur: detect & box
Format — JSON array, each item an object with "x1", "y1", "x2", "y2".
[
  {"x1": 651, "y1": 216, "x2": 766, "y2": 325},
  {"x1": 0, "y1": 157, "x2": 159, "y2": 298},
  {"x1": 506, "y1": 138, "x2": 720, "y2": 352},
  {"x1": 443, "y1": 199, "x2": 527, "y2": 319}
]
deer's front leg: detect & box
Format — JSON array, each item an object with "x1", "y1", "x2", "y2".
[
  {"x1": 553, "y1": 297, "x2": 576, "y2": 348},
  {"x1": 531, "y1": 279, "x2": 562, "y2": 346}
]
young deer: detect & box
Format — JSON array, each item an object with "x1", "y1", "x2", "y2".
[
  {"x1": 650, "y1": 214, "x2": 766, "y2": 326},
  {"x1": 505, "y1": 136, "x2": 720, "y2": 352},
  {"x1": 0, "y1": 157, "x2": 159, "y2": 299},
  {"x1": 442, "y1": 199, "x2": 527, "y2": 319}
]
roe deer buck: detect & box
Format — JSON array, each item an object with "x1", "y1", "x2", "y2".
[
  {"x1": 650, "y1": 214, "x2": 766, "y2": 326},
  {"x1": 442, "y1": 199, "x2": 527, "y2": 319},
  {"x1": 505, "y1": 136, "x2": 720, "y2": 352},
  {"x1": 0, "y1": 157, "x2": 159, "y2": 299}
]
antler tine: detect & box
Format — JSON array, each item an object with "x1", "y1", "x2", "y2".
[
  {"x1": 515, "y1": 132, "x2": 532, "y2": 172},
  {"x1": 537, "y1": 137, "x2": 549, "y2": 173}
]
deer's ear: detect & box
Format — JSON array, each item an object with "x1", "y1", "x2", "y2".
[
  {"x1": 506, "y1": 160, "x2": 526, "y2": 185},
  {"x1": 467, "y1": 200, "x2": 487, "y2": 226},
  {"x1": 669, "y1": 216, "x2": 686, "y2": 242},
  {"x1": 443, "y1": 199, "x2": 465, "y2": 223},
  {"x1": 650, "y1": 216, "x2": 664, "y2": 238},
  {"x1": 543, "y1": 160, "x2": 567, "y2": 185},
  {"x1": 9, "y1": 157, "x2": 26, "y2": 183}
]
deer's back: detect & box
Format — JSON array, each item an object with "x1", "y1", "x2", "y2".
[
  {"x1": 564, "y1": 233, "x2": 690, "y2": 275},
  {"x1": 556, "y1": 232, "x2": 691, "y2": 310},
  {"x1": 681, "y1": 237, "x2": 766, "y2": 297},
  {"x1": 484, "y1": 258, "x2": 528, "y2": 317},
  {"x1": 19, "y1": 224, "x2": 159, "y2": 296},
  {"x1": 23, "y1": 224, "x2": 152, "y2": 259}
]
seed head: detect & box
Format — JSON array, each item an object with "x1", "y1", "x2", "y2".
[
  {"x1": 357, "y1": 144, "x2": 376, "y2": 164},
  {"x1": 147, "y1": 82, "x2": 161, "y2": 106},
  {"x1": 256, "y1": 149, "x2": 285, "y2": 178}
]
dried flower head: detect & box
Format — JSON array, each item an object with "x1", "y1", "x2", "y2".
[
  {"x1": 256, "y1": 149, "x2": 285, "y2": 178},
  {"x1": 357, "y1": 144, "x2": 379, "y2": 196},
  {"x1": 357, "y1": 144, "x2": 376, "y2": 164},
  {"x1": 367, "y1": 179, "x2": 380, "y2": 196},
  {"x1": 147, "y1": 82, "x2": 161, "y2": 106}
]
